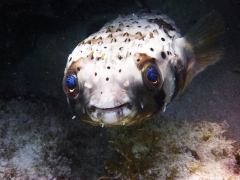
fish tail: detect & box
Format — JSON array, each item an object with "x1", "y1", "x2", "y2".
[
  {"x1": 180, "y1": 12, "x2": 224, "y2": 96},
  {"x1": 185, "y1": 12, "x2": 225, "y2": 69}
]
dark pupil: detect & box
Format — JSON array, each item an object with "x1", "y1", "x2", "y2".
[
  {"x1": 66, "y1": 76, "x2": 76, "y2": 90},
  {"x1": 146, "y1": 67, "x2": 158, "y2": 82}
]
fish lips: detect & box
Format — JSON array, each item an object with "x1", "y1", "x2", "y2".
[{"x1": 85, "y1": 102, "x2": 134, "y2": 125}]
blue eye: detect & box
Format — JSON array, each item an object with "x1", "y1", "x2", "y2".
[
  {"x1": 66, "y1": 75, "x2": 76, "y2": 90},
  {"x1": 142, "y1": 63, "x2": 162, "y2": 91},
  {"x1": 146, "y1": 67, "x2": 158, "y2": 82},
  {"x1": 63, "y1": 71, "x2": 79, "y2": 97}
]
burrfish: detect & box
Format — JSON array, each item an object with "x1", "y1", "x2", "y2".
[{"x1": 62, "y1": 11, "x2": 224, "y2": 127}]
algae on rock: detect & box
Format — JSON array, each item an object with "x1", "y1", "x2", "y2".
[{"x1": 104, "y1": 116, "x2": 240, "y2": 180}]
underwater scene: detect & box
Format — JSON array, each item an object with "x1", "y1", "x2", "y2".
[{"x1": 0, "y1": 0, "x2": 240, "y2": 179}]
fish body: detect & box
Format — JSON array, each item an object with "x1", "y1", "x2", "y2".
[{"x1": 63, "y1": 11, "x2": 224, "y2": 126}]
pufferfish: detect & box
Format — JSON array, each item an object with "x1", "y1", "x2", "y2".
[{"x1": 62, "y1": 11, "x2": 224, "y2": 127}]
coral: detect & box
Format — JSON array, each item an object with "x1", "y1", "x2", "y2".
[
  {"x1": 0, "y1": 93, "x2": 239, "y2": 179},
  {"x1": 104, "y1": 116, "x2": 240, "y2": 179}
]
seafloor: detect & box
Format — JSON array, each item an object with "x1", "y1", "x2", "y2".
[{"x1": 0, "y1": 0, "x2": 240, "y2": 179}]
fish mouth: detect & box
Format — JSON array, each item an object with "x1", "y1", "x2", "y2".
[
  {"x1": 94, "y1": 103, "x2": 132, "y2": 112},
  {"x1": 86, "y1": 102, "x2": 134, "y2": 125}
]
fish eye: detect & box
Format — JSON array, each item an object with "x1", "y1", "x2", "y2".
[
  {"x1": 63, "y1": 70, "x2": 79, "y2": 98},
  {"x1": 142, "y1": 63, "x2": 162, "y2": 90},
  {"x1": 146, "y1": 67, "x2": 158, "y2": 82},
  {"x1": 66, "y1": 75, "x2": 76, "y2": 90}
]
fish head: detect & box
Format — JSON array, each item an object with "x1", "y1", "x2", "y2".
[
  {"x1": 62, "y1": 45, "x2": 180, "y2": 127},
  {"x1": 62, "y1": 13, "x2": 187, "y2": 126}
]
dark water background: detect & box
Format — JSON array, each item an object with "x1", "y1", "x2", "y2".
[
  {"x1": 0, "y1": 0, "x2": 240, "y2": 178},
  {"x1": 0, "y1": 0, "x2": 239, "y2": 99},
  {"x1": 1, "y1": 0, "x2": 239, "y2": 138}
]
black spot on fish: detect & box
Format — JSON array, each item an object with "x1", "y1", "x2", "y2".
[
  {"x1": 150, "y1": 48, "x2": 154, "y2": 51},
  {"x1": 137, "y1": 59, "x2": 140, "y2": 62},
  {"x1": 135, "y1": 31, "x2": 142, "y2": 36},
  {"x1": 106, "y1": 77, "x2": 109, "y2": 81},
  {"x1": 106, "y1": 28, "x2": 111, "y2": 33},
  {"x1": 108, "y1": 34, "x2": 113, "y2": 38},
  {"x1": 111, "y1": 38, "x2": 117, "y2": 43},
  {"x1": 107, "y1": 66, "x2": 111, "y2": 69},
  {"x1": 148, "y1": 18, "x2": 175, "y2": 38},
  {"x1": 104, "y1": 46, "x2": 107, "y2": 49},
  {"x1": 77, "y1": 67, "x2": 80, "y2": 71},
  {"x1": 69, "y1": 57, "x2": 72, "y2": 62},
  {"x1": 161, "y1": 38, "x2": 165, "y2": 41},
  {"x1": 138, "y1": 26, "x2": 141, "y2": 28},
  {"x1": 119, "y1": 69, "x2": 121, "y2": 73},
  {"x1": 119, "y1": 56, "x2": 122, "y2": 60},
  {"x1": 86, "y1": 40, "x2": 91, "y2": 44},
  {"x1": 126, "y1": 25, "x2": 130, "y2": 27},
  {"x1": 95, "y1": 72, "x2": 97, "y2": 76},
  {"x1": 167, "y1": 51, "x2": 170, "y2": 55},
  {"x1": 161, "y1": 52, "x2": 166, "y2": 59},
  {"x1": 119, "y1": 47, "x2": 123, "y2": 50},
  {"x1": 132, "y1": 21, "x2": 138, "y2": 24}
]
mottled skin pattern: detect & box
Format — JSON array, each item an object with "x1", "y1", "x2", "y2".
[{"x1": 63, "y1": 12, "x2": 223, "y2": 126}]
